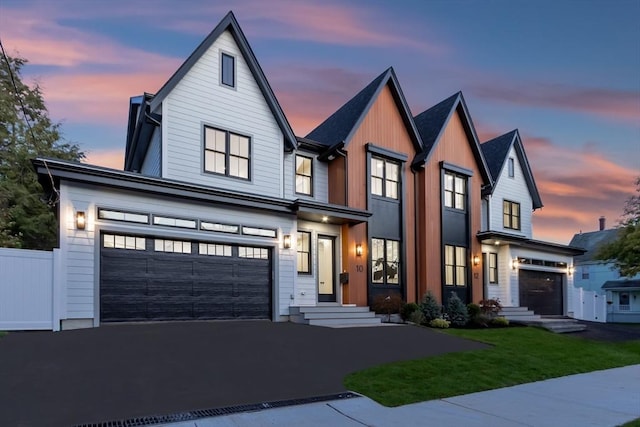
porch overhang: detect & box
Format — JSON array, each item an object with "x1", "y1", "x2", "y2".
[
  {"x1": 477, "y1": 231, "x2": 585, "y2": 256},
  {"x1": 602, "y1": 279, "x2": 640, "y2": 291},
  {"x1": 292, "y1": 199, "x2": 371, "y2": 225}
]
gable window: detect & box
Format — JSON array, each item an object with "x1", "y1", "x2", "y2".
[
  {"x1": 204, "y1": 126, "x2": 250, "y2": 179},
  {"x1": 445, "y1": 245, "x2": 467, "y2": 286},
  {"x1": 371, "y1": 157, "x2": 399, "y2": 199},
  {"x1": 297, "y1": 231, "x2": 311, "y2": 274},
  {"x1": 221, "y1": 52, "x2": 235, "y2": 88},
  {"x1": 444, "y1": 172, "x2": 466, "y2": 210},
  {"x1": 508, "y1": 157, "x2": 515, "y2": 177},
  {"x1": 489, "y1": 253, "x2": 498, "y2": 284},
  {"x1": 295, "y1": 155, "x2": 313, "y2": 195},
  {"x1": 371, "y1": 238, "x2": 400, "y2": 285},
  {"x1": 503, "y1": 200, "x2": 521, "y2": 230}
]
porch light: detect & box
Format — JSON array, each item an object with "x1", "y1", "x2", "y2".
[
  {"x1": 321, "y1": 216, "x2": 329, "y2": 223},
  {"x1": 511, "y1": 257, "x2": 519, "y2": 270},
  {"x1": 76, "y1": 211, "x2": 86, "y2": 230},
  {"x1": 356, "y1": 244, "x2": 363, "y2": 257},
  {"x1": 472, "y1": 255, "x2": 480, "y2": 266},
  {"x1": 568, "y1": 265, "x2": 575, "y2": 276},
  {"x1": 283, "y1": 234, "x2": 292, "y2": 249}
]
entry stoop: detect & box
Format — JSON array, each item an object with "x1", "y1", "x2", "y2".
[
  {"x1": 289, "y1": 306, "x2": 382, "y2": 328},
  {"x1": 499, "y1": 307, "x2": 587, "y2": 333}
]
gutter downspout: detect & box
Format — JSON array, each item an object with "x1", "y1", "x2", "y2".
[{"x1": 413, "y1": 168, "x2": 420, "y2": 303}]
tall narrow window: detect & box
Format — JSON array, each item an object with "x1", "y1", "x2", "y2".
[
  {"x1": 221, "y1": 53, "x2": 235, "y2": 87},
  {"x1": 444, "y1": 172, "x2": 466, "y2": 210},
  {"x1": 295, "y1": 155, "x2": 313, "y2": 195},
  {"x1": 204, "y1": 126, "x2": 250, "y2": 179},
  {"x1": 503, "y1": 200, "x2": 521, "y2": 230},
  {"x1": 297, "y1": 231, "x2": 311, "y2": 274},
  {"x1": 508, "y1": 157, "x2": 515, "y2": 177},
  {"x1": 371, "y1": 238, "x2": 400, "y2": 285},
  {"x1": 444, "y1": 245, "x2": 467, "y2": 286},
  {"x1": 370, "y1": 157, "x2": 399, "y2": 199},
  {"x1": 489, "y1": 253, "x2": 498, "y2": 283}
]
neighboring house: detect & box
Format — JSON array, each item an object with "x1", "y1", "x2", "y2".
[
  {"x1": 28, "y1": 11, "x2": 582, "y2": 330},
  {"x1": 478, "y1": 130, "x2": 583, "y2": 315},
  {"x1": 570, "y1": 220, "x2": 640, "y2": 323}
]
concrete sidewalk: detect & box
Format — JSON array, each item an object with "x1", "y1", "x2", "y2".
[{"x1": 162, "y1": 365, "x2": 640, "y2": 427}]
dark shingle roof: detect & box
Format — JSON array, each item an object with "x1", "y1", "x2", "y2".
[
  {"x1": 413, "y1": 92, "x2": 459, "y2": 156},
  {"x1": 602, "y1": 279, "x2": 640, "y2": 290},
  {"x1": 570, "y1": 228, "x2": 621, "y2": 263},
  {"x1": 305, "y1": 70, "x2": 388, "y2": 146},
  {"x1": 481, "y1": 130, "x2": 516, "y2": 181}
]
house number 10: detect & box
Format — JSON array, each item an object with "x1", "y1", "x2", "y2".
[{"x1": 356, "y1": 265, "x2": 364, "y2": 273}]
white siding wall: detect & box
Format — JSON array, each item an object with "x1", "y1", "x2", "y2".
[
  {"x1": 59, "y1": 180, "x2": 296, "y2": 323},
  {"x1": 283, "y1": 151, "x2": 329, "y2": 203},
  {"x1": 573, "y1": 261, "x2": 640, "y2": 294},
  {"x1": 162, "y1": 30, "x2": 284, "y2": 197},
  {"x1": 483, "y1": 244, "x2": 511, "y2": 304},
  {"x1": 480, "y1": 198, "x2": 489, "y2": 232},
  {"x1": 488, "y1": 146, "x2": 533, "y2": 238},
  {"x1": 294, "y1": 220, "x2": 341, "y2": 305},
  {"x1": 141, "y1": 127, "x2": 161, "y2": 176}
]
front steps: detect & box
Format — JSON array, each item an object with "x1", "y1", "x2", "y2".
[
  {"x1": 289, "y1": 305, "x2": 382, "y2": 328},
  {"x1": 499, "y1": 306, "x2": 587, "y2": 333}
]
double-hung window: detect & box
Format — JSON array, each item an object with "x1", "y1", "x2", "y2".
[
  {"x1": 444, "y1": 172, "x2": 466, "y2": 210},
  {"x1": 295, "y1": 155, "x2": 313, "y2": 195},
  {"x1": 503, "y1": 200, "x2": 521, "y2": 230},
  {"x1": 445, "y1": 245, "x2": 467, "y2": 286},
  {"x1": 489, "y1": 253, "x2": 498, "y2": 284},
  {"x1": 204, "y1": 126, "x2": 250, "y2": 179},
  {"x1": 297, "y1": 231, "x2": 311, "y2": 274},
  {"x1": 371, "y1": 157, "x2": 399, "y2": 199},
  {"x1": 371, "y1": 238, "x2": 400, "y2": 285}
]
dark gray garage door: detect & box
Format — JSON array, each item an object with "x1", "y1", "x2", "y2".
[
  {"x1": 100, "y1": 233, "x2": 271, "y2": 322},
  {"x1": 519, "y1": 269, "x2": 563, "y2": 315}
]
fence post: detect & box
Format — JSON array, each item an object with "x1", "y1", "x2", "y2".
[{"x1": 52, "y1": 249, "x2": 61, "y2": 332}]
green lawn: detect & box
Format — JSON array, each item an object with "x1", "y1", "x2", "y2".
[{"x1": 344, "y1": 326, "x2": 640, "y2": 407}]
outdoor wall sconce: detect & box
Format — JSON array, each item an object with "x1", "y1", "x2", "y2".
[
  {"x1": 76, "y1": 211, "x2": 86, "y2": 230},
  {"x1": 283, "y1": 234, "x2": 291, "y2": 249},
  {"x1": 567, "y1": 265, "x2": 575, "y2": 276},
  {"x1": 472, "y1": 255, "x2": 480, "y2": 266},
  {"x1": 355, "y1": 244, "x2": 363, "y2": 257},
  {"x1": 511, "y1": 257, "x2": 519, "y2": 270}
]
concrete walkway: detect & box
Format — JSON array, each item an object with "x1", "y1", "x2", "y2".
[{"x1": 162, "y1": 365, "x2": 640, "y2": 427}]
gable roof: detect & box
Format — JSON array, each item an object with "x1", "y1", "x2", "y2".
[
  {"x1": 149, "y1": 11, "x2": 297, "y2": 151},
  {"x1": 412, "y1": 92, "x2": 491, "y2": 184},
  {"x1": 481, "y1": 130, "x2": 543, "y2": 209},
  {"x1": 602, "y1": 279, "x2": 640, "y2": 291},
  {"x1": 124, "y1": 93, "x2": 161, "y2": 171},
  {"x1": 305, "y1": 67, "x2": 424, "y2": 153},
  {"x1": 569, "y1": 228, "x2": 621, "y2": 263}
]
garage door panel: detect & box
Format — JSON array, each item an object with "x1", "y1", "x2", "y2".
[
  {"x1": 100, "y1": 234, "x2": 272, "y2": 322},
  {"x1": 519, "y1": 270, "x2": 563, "y2": 315}
]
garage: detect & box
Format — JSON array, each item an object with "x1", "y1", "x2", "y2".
[
  {"x1": 519, "y1": 269, "x2": 563, "y2": 315},
  {"x1": 100, "y1": 233, "x2": 272, "y2": 322}
]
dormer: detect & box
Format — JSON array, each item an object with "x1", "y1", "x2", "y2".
[{"x1": 480, "y1": 130, "x2": 543, "y2": 239}]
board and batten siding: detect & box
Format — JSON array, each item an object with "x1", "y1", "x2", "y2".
[
  {"x1": 482, "y1": 244, "x2": 512, "y2": 304},
  {"x1": 59, "y1": 180, "x2": 296, "y2": 324},
  {"x1": 161, "y1": 30, "x2": 284, "y2": 198},
  {"x1": 141, "y1": 127, "x2": 161, "y2": 176},
  {"x1": 489, "y1": 145, "x2": 533, "y2": 238},
  {"x1": 283, "y1": 151, "x2": 329, "y2": 203}
]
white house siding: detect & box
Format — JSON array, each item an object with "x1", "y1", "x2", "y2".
[
  {"x1": 482, "y1": 244, "x2": 512, "y2": 304},
  {"x1": 59, "y1": 180, "x2": 296, "y2": 327},
  {"x1": 161, "y1": 30, "x2": 284, "y2": 198},
  {"x1": 283, "y1": 151, "x2": 329, "y2": 203},
  {"x1": 489, "y1": 146, "x2": 533, "y2": 238},
  {"x1": 140, "y1": 127, "x2": 161, "y2": 176},
  {"x1": 294, "y1": 220, "x2": 342, "y2": 306}
]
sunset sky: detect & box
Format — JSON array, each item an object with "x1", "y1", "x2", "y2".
[{"x1": 1, "y1": 0, "x2": 638, "y2": 244}]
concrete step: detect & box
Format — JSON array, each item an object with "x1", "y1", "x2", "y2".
[
  {"x1": 300, "y1": 311, "x2": 377, "y2": 320},
  {"x1": 290, "y1": 306, "x2": 371, "y2": 314},
  {"x1": 507, "y1": 315, "x2": 544, "y2": 322},
  {"x1": 500, "y1": 306, "x2": 532, "y2": 312},
  {"x1": 308, "y1": 317, "x2": 382, "y2": 327}
]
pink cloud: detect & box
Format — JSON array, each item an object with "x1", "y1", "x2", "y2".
[{"x1": 84, "y1": 149, "x2": 124, "y2": 170}]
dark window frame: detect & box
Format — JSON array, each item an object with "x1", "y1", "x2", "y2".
[
  {"x1": 295, "y1": 155, "x2": 313, "y2": 196},
  {"x1": 508, "y1": 157, "x2": 515, "y2": 178},
  {"x1": 445, "y1": 244, "x2": 468, "y2": 287},
  {"x1": 370, "y1": 156, "x2": 400, "y2": 200},
  {"x1": 444, "y1": 171, "x2": 467, "y2": 211},
  {"x1": 221, "y1": 52, "x2": 235, "y2": 88},
  {"x1": 371, "y1": 237, "x2": 401, "y2": 286},
  {"x1": 204, "y1": 126, "x2": 251, "y2": 180},
  {"x1": 297, "y1": 231, "x2": 312, "y2": 274},
  {"x1": 503, "y1": 200, "x2": 521, "y2": 230},
  {"x1": 489, "y1": 252, "x2": 498, "y2": 284}
]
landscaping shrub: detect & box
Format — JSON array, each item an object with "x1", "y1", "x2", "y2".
[
  {"x1": 372, "y1": 293, "x2": 403, "y2": 322},
  {"x1": 420, "y1": 291, "x2": 441, "y2": 322},
  {"x1": 429, "y1": 318, "x2": 450, "y2": 328},
  {"x1": 409, "y1": 309, "x2": 425, "y2": 325},
  {"x1": 400, "y1": 302, "x2": 419, "y2": 321},
  {"x1": 467, "y1": 303, "x2": 481, "y2": 318},
  {"x1": 446, "y1": 292, "x2": 469, "y2": 327},
  {"x1": 479, "y1": 298, "x2": 502, "y2": 318},
  {"x1": 491, "y1": 316, "x2": 510, "y2": 327}
]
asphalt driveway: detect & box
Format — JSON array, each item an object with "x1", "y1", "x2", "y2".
[{"x1": 0, "y1": 321, "x2": 486, "y2": 426}]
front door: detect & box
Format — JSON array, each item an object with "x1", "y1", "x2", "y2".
[{"x1": 318, "y1": 236, "x2": 336, "y2": 302}]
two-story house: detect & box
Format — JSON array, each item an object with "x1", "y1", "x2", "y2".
[{"x1": 478, "y1": 130, "x2": 583, "y2": 315}]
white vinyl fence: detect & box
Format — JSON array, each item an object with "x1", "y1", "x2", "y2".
[
  {"x1": 571, "y1": 286, "x2": 607, "y2": 323},
  {"x1": 0, "y1": 248, "x2": 60, "y2": 331}
]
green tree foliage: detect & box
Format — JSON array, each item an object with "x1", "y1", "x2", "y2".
[
  {"x1": 419, "y1": 290, "x2": 441, "y2": 322},
  {"x1": 596, "y1": 177, "x2": 640, "y2": 277},
  {"x1": 0, "y1": 54, "x2": 84, "y2": 249},
  {"x1": 445, "y1": 292, "x2": 469, "y2": 327}
]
